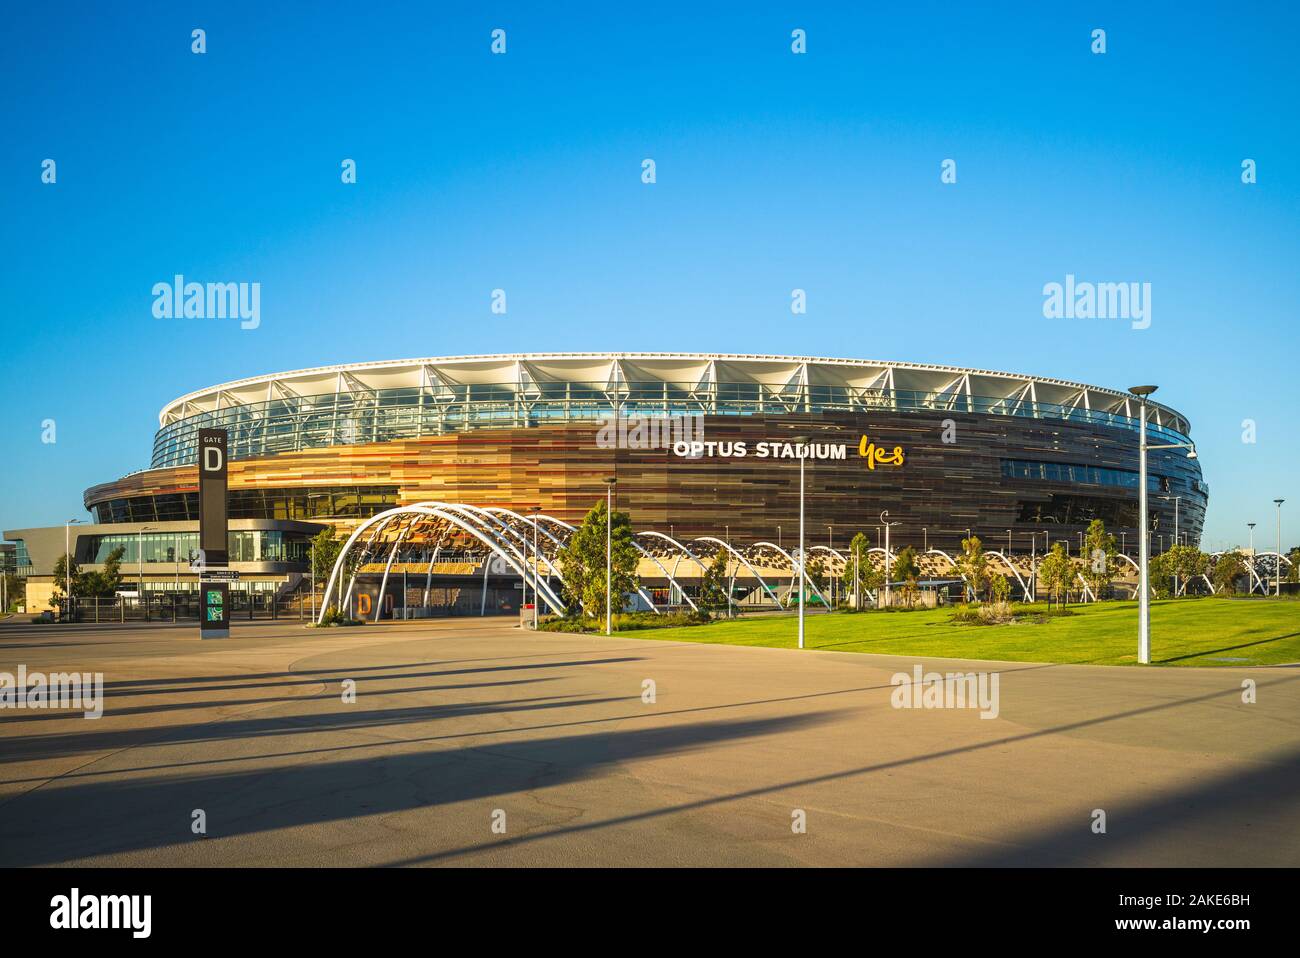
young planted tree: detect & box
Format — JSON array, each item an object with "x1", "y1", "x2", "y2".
[
  {"x1": 698, "y1": 548, "x2": 730, "y2": 613},
  {"x1": 990, "y1": 572, "x2": 1011, "y2": 606},
  {"x1": 1081, "y1": 519, "x2": 1117, "y2": 601},
  {"x1": 1038, "y1": 541, "x2": 1074, "y2": 607},
  {"x1": 839, "y1": 532, "x2": 883, "y2": 608},
  {"x1": 957, "y1": 535, "x2": 988, "y2": 602},
  {"x1": 892, "y1": 546, "x2": 922, "y2": 609},
  {"x1": 51, "y1": 552, "x2": 84, "y2": 612},
  {"x1": 556, "y1": 500, "x2": 640, "y2": 619}
]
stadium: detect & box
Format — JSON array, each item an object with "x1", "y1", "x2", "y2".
[{"x1": 7, "y1": 353, "x2": 1207, "y2": 616}]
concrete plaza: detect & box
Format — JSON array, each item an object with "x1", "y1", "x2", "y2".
[{"x1": 0, "y1": 616, "x2": 1296, "y2": 867}]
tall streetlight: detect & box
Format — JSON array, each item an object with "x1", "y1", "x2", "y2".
[
  {"x1": 138, "y1": 526, "x2": 158, "y2": 607},
  {"x1": 1275, "y1": 499, "x2": 1286, "y2": 597},
  {"x1": 922, "y1": 527, "x2": 928, "y2": 552},
  {"x1": 792, "y1": 435, "x2": 810, "y2": 649},
  {"x1": 530, "y1": 507, "x2": 541, "y2": 629},
  {"x1": 1006, "y1": 529, "x2": 1012, "y2": 556},
  {"x1": 1247, "y1": 522, "x2": 1257, "y2": 594},
  {"x1": 604, "y1": 477, "x2": 617, "y2": 636},
  {"x1": 826, "y1": 524, "x2": 834, "y2": 608},
  {"x1": 64, "y1": 518, "x2": 83, "y2": 617},
  {"x1": 725, "y1": 524, "x2": 732, "y2": 619},
  {"x1": 1160, "y1": 496, "x2": 1181, "y2": 595},
  {"x1": 1129, "y1": 385, "x2": 1197, "y2": 665},
  {"x1": 881, "y1": 511, "x2": 901, "y2": 608}
]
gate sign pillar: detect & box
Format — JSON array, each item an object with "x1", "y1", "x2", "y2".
[{"x1": 198, "y1": 428, "x2": 230, "y2": 639}]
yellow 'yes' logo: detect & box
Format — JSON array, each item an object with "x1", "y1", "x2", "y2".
[{"x1": 858, "y1": 435, "x2": 905, "y2": 469}]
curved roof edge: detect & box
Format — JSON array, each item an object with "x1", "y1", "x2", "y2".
[{"x1": 158, "y1": 352, "x2": 1193, "y2": 434}]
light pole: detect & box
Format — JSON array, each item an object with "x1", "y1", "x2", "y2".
[
  {"x1": 1129, "y1": 385, "x2": 1197, "y2": 665},
  {"x1": 1160, "y1": 496, "x2": 1181, "y2": 595},
  {"x1": 310, "y1": 538, "x2": 317, "y2": 620},
  {"x1": 138, "y1": 526, "x2": 157, "y2": 608},
  {"x1": 1248, "y1": 522, "x2": 1257, "y2": 592},
  {"x1": 530, "y1": 507, "x2": 541, "y2": 629},
  {"x1": 64, "y1": 518, "x2": 82, "y2": 617},
  {"x1": 922, "y1": 527, "x2": 927, "y2": 553},
  {"x1": 881, "y1": 511, "x2": 901, "y2": 608},
  {"x1": 1275, "y1": 499, "x2": 1285, "y2": 596},
  {"x1": 1007, "y1": 529, "x2": 1012, "y2": 556},
  {"x1": 792, "y1": 435, "x2": 809, "y2": 649},
  {"x1": 826, "y1": 524, "x2": 833, "y2": 608},
  {"x1": 725, "y1": 524, "x2": 732, "y2": 619},
  {"x1": 604, "y1": 477, "x2": 617, "y2": 635}
]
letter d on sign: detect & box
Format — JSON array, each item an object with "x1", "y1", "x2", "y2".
[{"x1": 204, "y1": 445, "x2": 224, "y2": 471}]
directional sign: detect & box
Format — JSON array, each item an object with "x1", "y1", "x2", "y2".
[{"x1": 199, "y1": 570, "x2": 241, "y2": 582}]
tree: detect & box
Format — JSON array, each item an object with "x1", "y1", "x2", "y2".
[
  {"x1": 1212, "y1": 552, "x2": 1248, "y2": 596},
  {"x1": 1038, "y1": 542, "x2": 1074, "y2": 607},
  {"x1": 1287, "y1": 548, "x2": 1300, "y2": 584},
  {"x1": 839, "y1": 532, "x2": 882, "y2": 607},
  {"x1": 2, "y1": 572, "x2": 23, "y2": 612},
  {"x1": 1081, "y1": 519, "x2": 1117, "y2": 600},
  {"x1": 1168, "y1": 544, "x2": 1209, "y2": 596},
  {"x1": 891, "y1": 546, "x2": 920, "y2": 584},
  {"x1": 310, "y1": 527, "x2": 344, "y2": 585},
  {"x1": 990, "y1": 573, "x2": 1010, "y2": 605},
  {"x1": 698, "y1": 548, "x2": 730, "y2": 612},
  {"x1": 556, "y1": 500, "x2": 640, "y2": 619},
  {"x1": 51, "y1": 552, "x2": 84, "y2": 611},
  {"x1": 956, "y1": 536, "x2": 988, "y2": 602},
  {"x1": 82, "y1": 546, "x2": 126, "y2": 597}
]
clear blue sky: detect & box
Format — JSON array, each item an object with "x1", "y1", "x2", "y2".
[{"x1": 1, "y1": 1, "x2": 1296, "y2": 551}]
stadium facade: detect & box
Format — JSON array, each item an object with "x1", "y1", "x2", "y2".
[{"x1": 7, "y1": 353, "x2": 1206, "y2": 612}]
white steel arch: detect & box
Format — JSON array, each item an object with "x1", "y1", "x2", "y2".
[
  {"x1": 752, "y1": 541, "x2": 830, "y2": 607},
  {"x1": 694, "y1": 536, "x2": 783, "y2": 606},
  {"x1": 317, "y1": 506, "x2": 568, "y2": 623}
]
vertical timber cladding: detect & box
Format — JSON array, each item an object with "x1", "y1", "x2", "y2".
[{"x1": 198, "y1": 428, "x2": 230, "y2": 639}]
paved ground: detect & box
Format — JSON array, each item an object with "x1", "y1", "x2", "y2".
[{"x1": 1, "y1": 616, "x2": 1297, "y2": 867}]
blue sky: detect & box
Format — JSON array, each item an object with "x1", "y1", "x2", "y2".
[{"x1": 1, "y1": 1, "x2": 1296, "y2": 550}]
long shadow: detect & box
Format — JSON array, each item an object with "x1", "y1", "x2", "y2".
[
  {"x1": 95, "y1": 657, "x2": 643, "y2": 697},
  {"x1": 1156, "y1": 632, "x2": 1300, "y2": 664},
  {"x1": 0, "y1": 680, "x2": 904, "y2": 786},
  {"x1": 94, "y1": 647, "x2": 629, "y2": 691},
  {"x1": 0, "y1": 677, "x2": 558, "y2": 723},
  {"x1": 0, "y1": 710, "x2": 842, "y2": 866},
  {"x1": 0, "y1": 694, "x2": 628, "y2": 765},
  {"x1": 381, "y1": 672, "x2": 1300, "y2": 865}
]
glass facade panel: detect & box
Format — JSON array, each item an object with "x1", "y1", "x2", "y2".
[{"x1": 149, "y1": 381, "x2": 1196, "y2": 469}]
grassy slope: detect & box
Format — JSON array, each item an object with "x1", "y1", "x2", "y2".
[{"x1": 612, "y1": 598, "x2": 1300, "y2": 666}]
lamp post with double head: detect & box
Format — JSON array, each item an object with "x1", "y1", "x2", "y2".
[{"x1": 1129, "y1": 385, "x2": 1197, "y2": 664}]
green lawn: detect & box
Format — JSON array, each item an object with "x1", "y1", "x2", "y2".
[{"x1": 612, "y1": 598, "x2": 1300, "y2": 667}]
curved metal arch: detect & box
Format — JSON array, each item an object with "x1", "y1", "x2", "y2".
[
  {"x1": 694, "y1": 536, "x2": 782, "y2": 606},
  {"x1": 317, "y1": 506, "x2": 567, "y2": 623},
  {"x1": 751, "y1": 541, "x2": 830, "y2": 607},
  {"x1": 639, "y1": 531, "x2": 710, "y2": 572},
  {"x1": 983, "y1": 550, "x2": 1031, "y2": 597}
]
